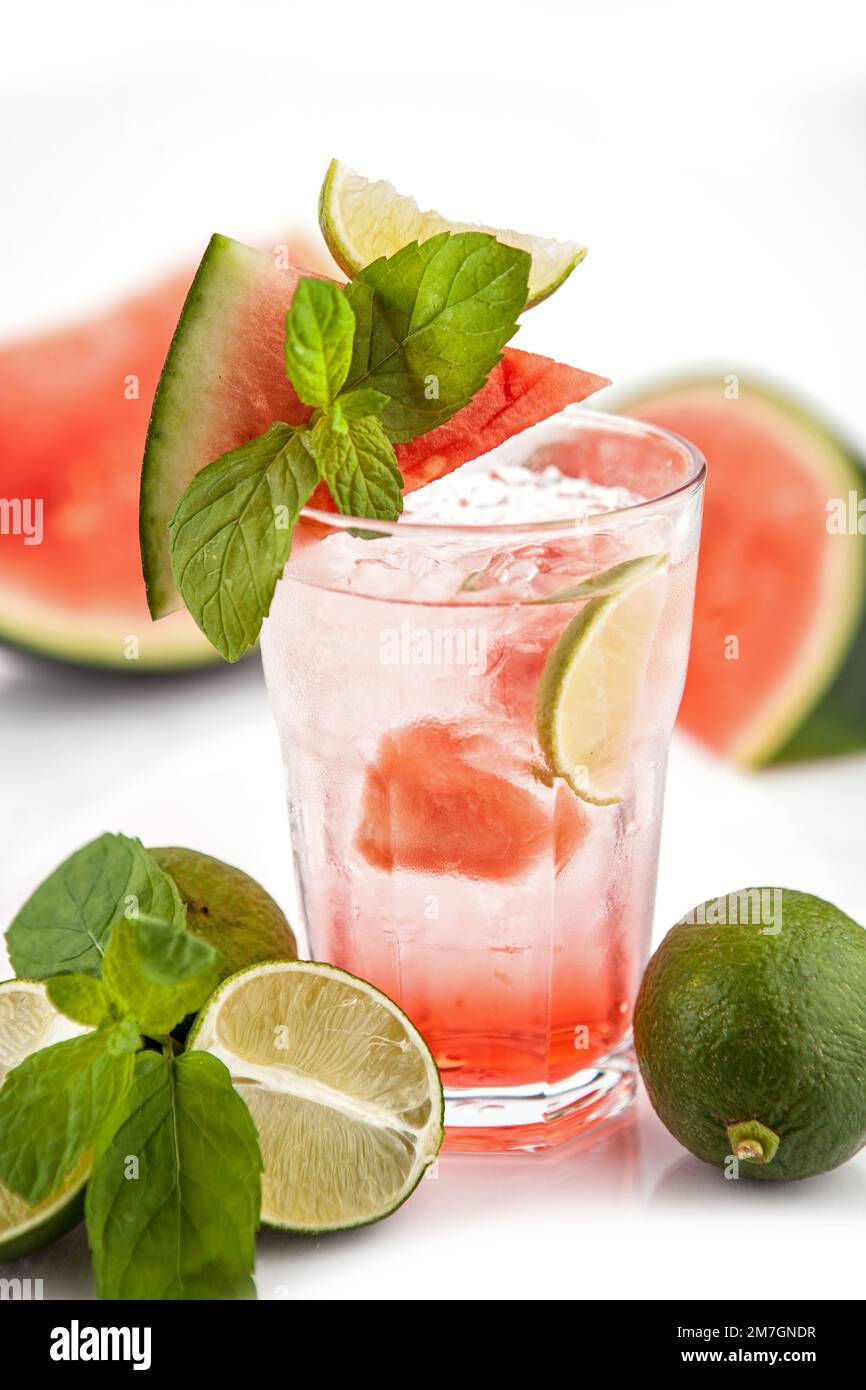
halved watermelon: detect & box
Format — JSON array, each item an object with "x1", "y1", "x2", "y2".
[
  {"x1": 0, "y1": 234, "x2": 326, "y2": 670},
  {"x1": 619, "y1": 376, "x2": 866, "y2": 764},
  {"x1": 0, "y1": 273, "x2": 218, "y2": 667},
  {"x1": 140, "y1": 235, "x2": 609, "y2": 620}
]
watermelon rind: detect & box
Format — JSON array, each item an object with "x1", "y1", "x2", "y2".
[
  {"x1": 0, "y1": 587, "x2": 220, "y2": 671},
  {"x1": 606, "y1": 372, "x2": 866, "y2": 766},
  {"x1": 140, "y1": 235, "x2": 294, "y2": 621}
]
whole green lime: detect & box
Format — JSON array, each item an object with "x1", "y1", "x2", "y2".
[
  {"x1": 634, "y1": 888, "x2": 866, "y2": 1181},
  {"x1": 150, "y1": 847, "x2": 297, "y2": 980}
]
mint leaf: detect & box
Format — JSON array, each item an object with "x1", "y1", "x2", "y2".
[
  {"x1": 86, "y1": 1050, "x2": 261, "y2": 1300},
  {"x1": 102, "y1": 918, "x2": 221, "y2": 1036},
  {"x1": 343, "y1": 231, "x2": 530, "y2": 442},
  {"x1": 47, "y1": 974, "x2": 114, "y2": 1027},
  {"x1": 135, "y1": 915, "x2": 220, "y2": 986},
  {"x1": 169, "y1": 424, "x2": 318, "y2": 661},
  {"x1": 0, "y1": 1024, "x2": 139, "y2": 1205},
  {"x1": 311, "y1": 414, "x2": 403, "y2": 521},
  {"x1": 333, "y1": 387, "x2": 389, "y2": 424},
  {"x1": 284, "y1": 277, "x2": 354, "y2": 407},
  {"x1": 6, "y1": 833, "x2": 186, "y2": 979}
]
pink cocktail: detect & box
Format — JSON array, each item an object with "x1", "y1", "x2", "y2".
[{"x1": 261, "y1": 408, "x2": 704, "y2": 1151}]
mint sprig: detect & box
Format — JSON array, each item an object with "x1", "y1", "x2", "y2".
[
  {"x1": 168, "y1": 232, "x2": 532, "y2": 661},
  {"x1": 86, "y1": 1050, "x2": 261, "y2": 1300},
  {"x1": 101, "y1": 915, "x2": 221, "y2": 1036},
  {"x1": 0, "y1": 834, "x2": 263, "y2": 1300},
  {"x1": 6, "y1": 832, "x2": 186, "y2": 979}
]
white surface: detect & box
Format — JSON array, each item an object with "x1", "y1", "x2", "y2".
[
  {"x1": 1, "y1": 649, "x2": 864, "y2": 1302},
  {"x1": 2, "y1": 0, "x2": 865, "y2": 1302}
]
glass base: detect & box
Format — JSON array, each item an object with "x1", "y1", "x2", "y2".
[{"x1": 442, "y1": 1041, "x2": 637, "y2": 1154}]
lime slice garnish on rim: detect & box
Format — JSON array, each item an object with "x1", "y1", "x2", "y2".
[
  {"x1": 187, "y1": 959, "x2": 443, "y2": 1233},
  {"x1": 0, "y1": 979, "x2": 92, "y2": 1261},
  {"x1": 319, "y1": 159, "x2": 586, "y2": 309},
  {"x1": 531, "y1": 552, "x2": 668, "y2": 605},
  {"x1": 536, "y1": 555, "x2": 668, "y2": 804}
]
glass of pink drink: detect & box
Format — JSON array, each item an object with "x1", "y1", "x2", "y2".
[{"x1": 261, "y1": 408, "x2": 705, "y2": 1152}]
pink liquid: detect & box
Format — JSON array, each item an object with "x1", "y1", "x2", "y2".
[{"x1": 261, "y1": 422, "x2": 703, "y2": 1149}]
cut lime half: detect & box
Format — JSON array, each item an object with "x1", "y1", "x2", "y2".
[
  {"x1": 187, "y1": 960, "x2": 443, "y2": 1233},
  {"x1": 320, "y1": 159, "x2": 586, "y2": 309},
  {"x1": 0, "y1": 979, "x2": 92, "y2": 1261},
  {"x1": 536, "y1": 556, "x2": 668, "y2": 804}
]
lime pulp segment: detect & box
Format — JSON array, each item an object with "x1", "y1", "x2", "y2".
[
  {"x1": 536, "y1": 555, "x2": 668, "y2": 803},
  {"x1": 188, "y1": 959, "x2": 443, "y2": 1233}
]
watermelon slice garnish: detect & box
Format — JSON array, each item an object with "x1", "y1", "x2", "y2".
[
  {"x1": 0, "y1": 235, "x2": 328, "y2": 671},
  {"x1": 619, "y1": 376, "x2": 866, "y2": 764},
  {"x1": 140, "y1": 234, "x2": 609, "y2": 620}
]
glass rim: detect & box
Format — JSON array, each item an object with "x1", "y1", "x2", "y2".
[{"x1": 299, "y1": 407, "x2": 707, "y2": 540}]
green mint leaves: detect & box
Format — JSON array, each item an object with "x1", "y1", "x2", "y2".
[
  {"x1": 168, "y1": 232, "x2": 532, "y2": 661},
  {"x1": 311, "y1": 414, "x2": 403, "y2": 521},
  {"x1": 0, "y1": 1023, "x2": 139, "y2": 1205},
  {"x1": 284, "y1": 277, "x2": 355, "y2": 408},
  {"x1": 6, "y1": 831, "x2": 185, "y2": 978},
  {"x1": 169, "y1": 425, "x2": 318, "y2": 663},
  {"x1": 343, "y1": 231, "x2": 530, "y2": 441},
  {"x1": 46, "y1": 973, "x2": 115, "y2": 1027},
  {"x1": 102, "y1": 916, "x2": 220, "y2": 1036},
  {"x1": 86, "y1": 1050, "x2": 261, "y2": 1300},
  {"x1": 0, "y1": 833, "x2": 264, "y2": 1300}
]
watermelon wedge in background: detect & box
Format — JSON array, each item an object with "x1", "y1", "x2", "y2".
[
  {"x1": 619, "y1": 376, "x2": 866, "y2": 765},
  {"x1": 0, "y1": 235, "x2": 327, "y2": 671},
  {"x1": 139, "y1": 234, "x2": 610, "y2": 620}
]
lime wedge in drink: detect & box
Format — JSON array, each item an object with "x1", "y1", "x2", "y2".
[
  {"x1": 187, "y1": 960, "x2": 443, "y2": 1232},
  {"x1": 536, "y1": 556, "x2": 668, "y2": 804},
  {"x1": 319, "y1": 158, "x2": 586, "y2": 308},
  {"x1": 0, "y1": 979, "x2": 92, "y2": 1260}
]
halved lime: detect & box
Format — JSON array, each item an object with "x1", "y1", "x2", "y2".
[
  {"x1": 536, "y1": 556, "x2": 668, "y2": 804},
  {"x1": 319, "y1": 159, "x2": 586, "y2": 308},
  {"x1": 187, "y1": 960, "x2": 443, "y2": 1233},
  {"x1": 0, "y1": 979, "x2": 92, "y2": 1261}
]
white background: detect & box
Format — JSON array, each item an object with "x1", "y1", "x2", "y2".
[{"x1": 1, "y1": 0, "x2": 865, "y2": 1301}]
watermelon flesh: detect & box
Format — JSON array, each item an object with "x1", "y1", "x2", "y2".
[
  {"x1": 310, "y1": 349, "x2": 611, "y2": 511},
  {"x1": 621, "y1": 378, "x2": 866, "y2": 764},
  {"x1": 140, "y1": 234, "x2": 609, "y2": 619},
  {"x1": 355, "y1": 720, "x2": 588, "y2": 880},
  {"x1": 0, "y1": 234, "x2": 327, "y2": 668},
  {"x1": 0, "y1": 274, "x2": 216, "y2": 667}
]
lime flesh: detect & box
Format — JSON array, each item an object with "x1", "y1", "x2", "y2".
[
  {"x1": 319, "y1": 158, "x2": 585, "y2": 308},
  {"x1": 535, "y1": 555, "x2": 667, "y2": 803},
  {"x1": 187, "y1": 960, "x2": 443, "y2": 1232}
]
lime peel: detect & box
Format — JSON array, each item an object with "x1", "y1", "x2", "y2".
[
  {"x1": 728, "y1": 1119, "x2": 780, "y2": 1165},
  {"x1": 319, "y1": 158, "x2": 586, "y2": 309}
]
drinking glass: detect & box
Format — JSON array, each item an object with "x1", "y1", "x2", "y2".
[{"x1": 261, "y1": 408, "x2": 705, "y2": 1152}]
